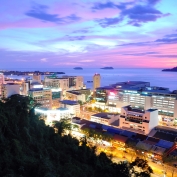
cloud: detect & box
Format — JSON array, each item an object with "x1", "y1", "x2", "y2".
[
  {"x1": 97, "y1": 17, "x2": 122, "y2": 27},
  {"x1": 67, "y1": 35, "x2": 85, "y2": 41},
  {"x1": 40, "y1": 58, "x2": 48, "y2": 62},
  {"x1": 92, "y1": 2, "x2": 118, "y2": 10},
  {"x1": 123, "y1": 52, "x2": 159, "y2": 56},
  {"x1": 95, "y1": 1, "x2": 170, "y2": 27},
  {"x1": 155, "y1": 37, "x2": 177, "y2": 43},
  {"x1": 92, "y1": 1, "x2": 134, "y2": 10},
  {"x1": 147, "y1": 0, "x2": 161, "y2": 5},
  {"x1": 151, "y1": 55, "x2": 177, "y2": 58},
  {"x1": 119, "y1": 41, "x2": 151, "y2": 46},
  {"x1": 155, "y1": 32, "x2": 177, "y2": 44},
  {"x1": 72, "y1": 29, "x2": 90, "y2": 33},
  {"x1": 121, "y1": 5, "x2": 170, "y2": 26},
  {"x1": 25, "y1": 3, "x2": 81, "y2": 24},
  {"x1": 25, "y1": 4, "x2": 60, "y2": 23},
  {"x1": 79, "y1": 60, "x2": 94, "y2": 62}
]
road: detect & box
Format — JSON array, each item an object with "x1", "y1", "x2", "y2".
[
  {"x1": 96, "y1": 146, "x2": 177, "y2": 177},
  {"x1": 79, "y1": 109, "x2": 177, "y2": 177}
]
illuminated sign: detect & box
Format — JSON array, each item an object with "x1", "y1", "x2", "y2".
[{"x1": 109, "y1": 92, "x2": 115, "y2": 96}]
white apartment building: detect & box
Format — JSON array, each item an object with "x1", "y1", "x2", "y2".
[
  {"x1": 1, "y1": 83, "x2": 20, "y2": 98},
  {"x1": 60, "y1": 100, "x2": 80, "y2": 116},
  {"x1": 28, "y1": 88, "x2": 52, "y2": 108},
  {"x1": 119, "y1": 105, "x2": 159, "y2": 135},
  {"x1": 91, "y1": 113, "x2": 119, "y2": 125}
]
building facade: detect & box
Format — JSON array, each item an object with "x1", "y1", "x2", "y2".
[
  {"x1": 119, "y1": 105, "x2": 158, "y2": 135},
  {"x1": 1, "y1": 83, "x2": 20, "y2": 98},
  {"x1": 0, "y1": 73, "x2": 5, "y2": 95},
  {"x1": 94, "y1": 81, "x2": 177, "y2": 125},
  {"x1": 28, "y1": 88, "x2": 52, "y2": 108},
  {"x1": 60, "y1": 100, "x2": 80, "y2": 116},
  {"x1": 91, "y1": 113, "x2": 119, "y2": 125},
  {"x1": 93, "y1": 73, "x2": 101, "y2": 91}
]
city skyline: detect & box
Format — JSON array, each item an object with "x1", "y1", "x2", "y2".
[{"x1": 0, "y1": 0, "x2": 177, "y2": 68}]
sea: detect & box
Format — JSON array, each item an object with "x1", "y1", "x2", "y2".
[{"x1": 4, "y1": 68, "x2": 177, "y2": 91}]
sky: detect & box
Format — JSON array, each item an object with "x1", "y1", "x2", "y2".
[{"x1": 0, "y1": 0, "x2": 177, "y2": 68}]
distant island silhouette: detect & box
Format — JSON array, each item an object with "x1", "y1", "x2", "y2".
[
  {"x1": 162, "y1": 66, "x2": 177, "y2": 72},
  {"x1": 100, "y1": 67, "x2": 114, "y2": 69},
  {"x1": 73, "y1": 67, "x2": 83, "y2": 70}
]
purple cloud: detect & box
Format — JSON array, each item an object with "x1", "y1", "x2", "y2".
[
  {"x1": 95, "y1": 1, "x2": 169, "y2": 27},
  {"x1": 123, "y1": 52, "x2": 159, "y2": 56},
  {"x1": 25, "y1": 3, "x2": 81, "y2": 24},
  {"x1": 97, "y1": 17, "x2": 122, "y2": 27},
  {"x1": 92, "y1": 1, "x2": 134, "y2": 10},
  {"x1": 155, "y1": 37, "x2": 177, "y2": 43},
  {"x1": 147, "y1": 0, "x2": 161, "y2": 5},
  {"x1": 121, "y1": 5, "x2": 168, "y2": 26}
]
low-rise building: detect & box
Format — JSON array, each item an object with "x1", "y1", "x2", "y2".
[
  {"x1": 60, "y1": 100, "x2": 80, "y2": 116},
  {"x1": 91, "y1": 113, "x2": 119, "y2": 125},
  {"x1": 1, "y1": 83, "x2": 20, "y2": 98},
  {"x1": 119, "y1": 105, "x2": 158, "y2": 135},
  {"x1": 35, "y1": 107, "x2": 71, "y2": 125}
]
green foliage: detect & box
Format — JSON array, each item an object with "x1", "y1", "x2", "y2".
[{"x1": 0, "y1": 95, "x2": 152, "y2": 177}]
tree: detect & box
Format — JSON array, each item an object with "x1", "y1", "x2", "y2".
[
  {"x1": 54, "y1": 119, "x2": 72, "y2": 135},
  {"x1": 130, "y1": 157, "x2": 153, "y2": 176}
]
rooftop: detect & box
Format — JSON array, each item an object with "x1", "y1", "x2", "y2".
[
  {"x1": 60, "y1": 100, "x2": 79, "y2": 105},
  {"x1": 91, "y1": 113, "x2": 118, "y2": 119},
  {"x1": 66, "y1": 91, "x2": 82, "y2": 95}
]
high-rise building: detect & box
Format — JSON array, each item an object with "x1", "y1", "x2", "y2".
[
  {"x1": 93, "y1": 73, "x2": 100, "y2": 91},
  {"x1": 0, "y1": 73, "x2": 5, "y2": 95}
]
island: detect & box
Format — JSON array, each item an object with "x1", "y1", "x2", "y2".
[
  {"x1": 100, "y1": 67, "x2": 114, "y2": 69},
  {"x1": 162, "y1": 66, "x2": 177, "y2": 72},
  {"x1": 73, "y1": 67, "x2": 83, "y2": 70},
  {"x1": 1, "y1": 70, "x2": 65, "y2": 76}
]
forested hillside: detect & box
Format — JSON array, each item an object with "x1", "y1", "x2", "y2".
[{"x1": 0, "y1": 95, "x2": 151, "y2": 177}]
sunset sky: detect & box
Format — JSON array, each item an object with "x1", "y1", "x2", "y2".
[{"x1": 0, "y1": 0, "x2": 177, "y2": 68}]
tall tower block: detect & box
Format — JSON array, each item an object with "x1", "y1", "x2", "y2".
[
  {"x1": 0, "y1": 73, "x2": 5, "y2": 95},
  {"x1": 93, "y1": 73, "x2": 101, "y2": 90}
]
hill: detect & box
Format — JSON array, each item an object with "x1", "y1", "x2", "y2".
[
  {"x1": 0, "y1": 95, "x2": 152, "y2": 177},
  {"x1": 162, "y1": 66, "x2": 177, "y2": 72}
]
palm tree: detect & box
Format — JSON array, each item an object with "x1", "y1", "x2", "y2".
[{"x1": 54, "y1": 119, "x2": 72, "y2": 135}]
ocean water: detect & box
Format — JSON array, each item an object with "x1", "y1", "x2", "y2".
[{"x1": 4, "y1": 68, "x2": 177, "y2": 91}]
